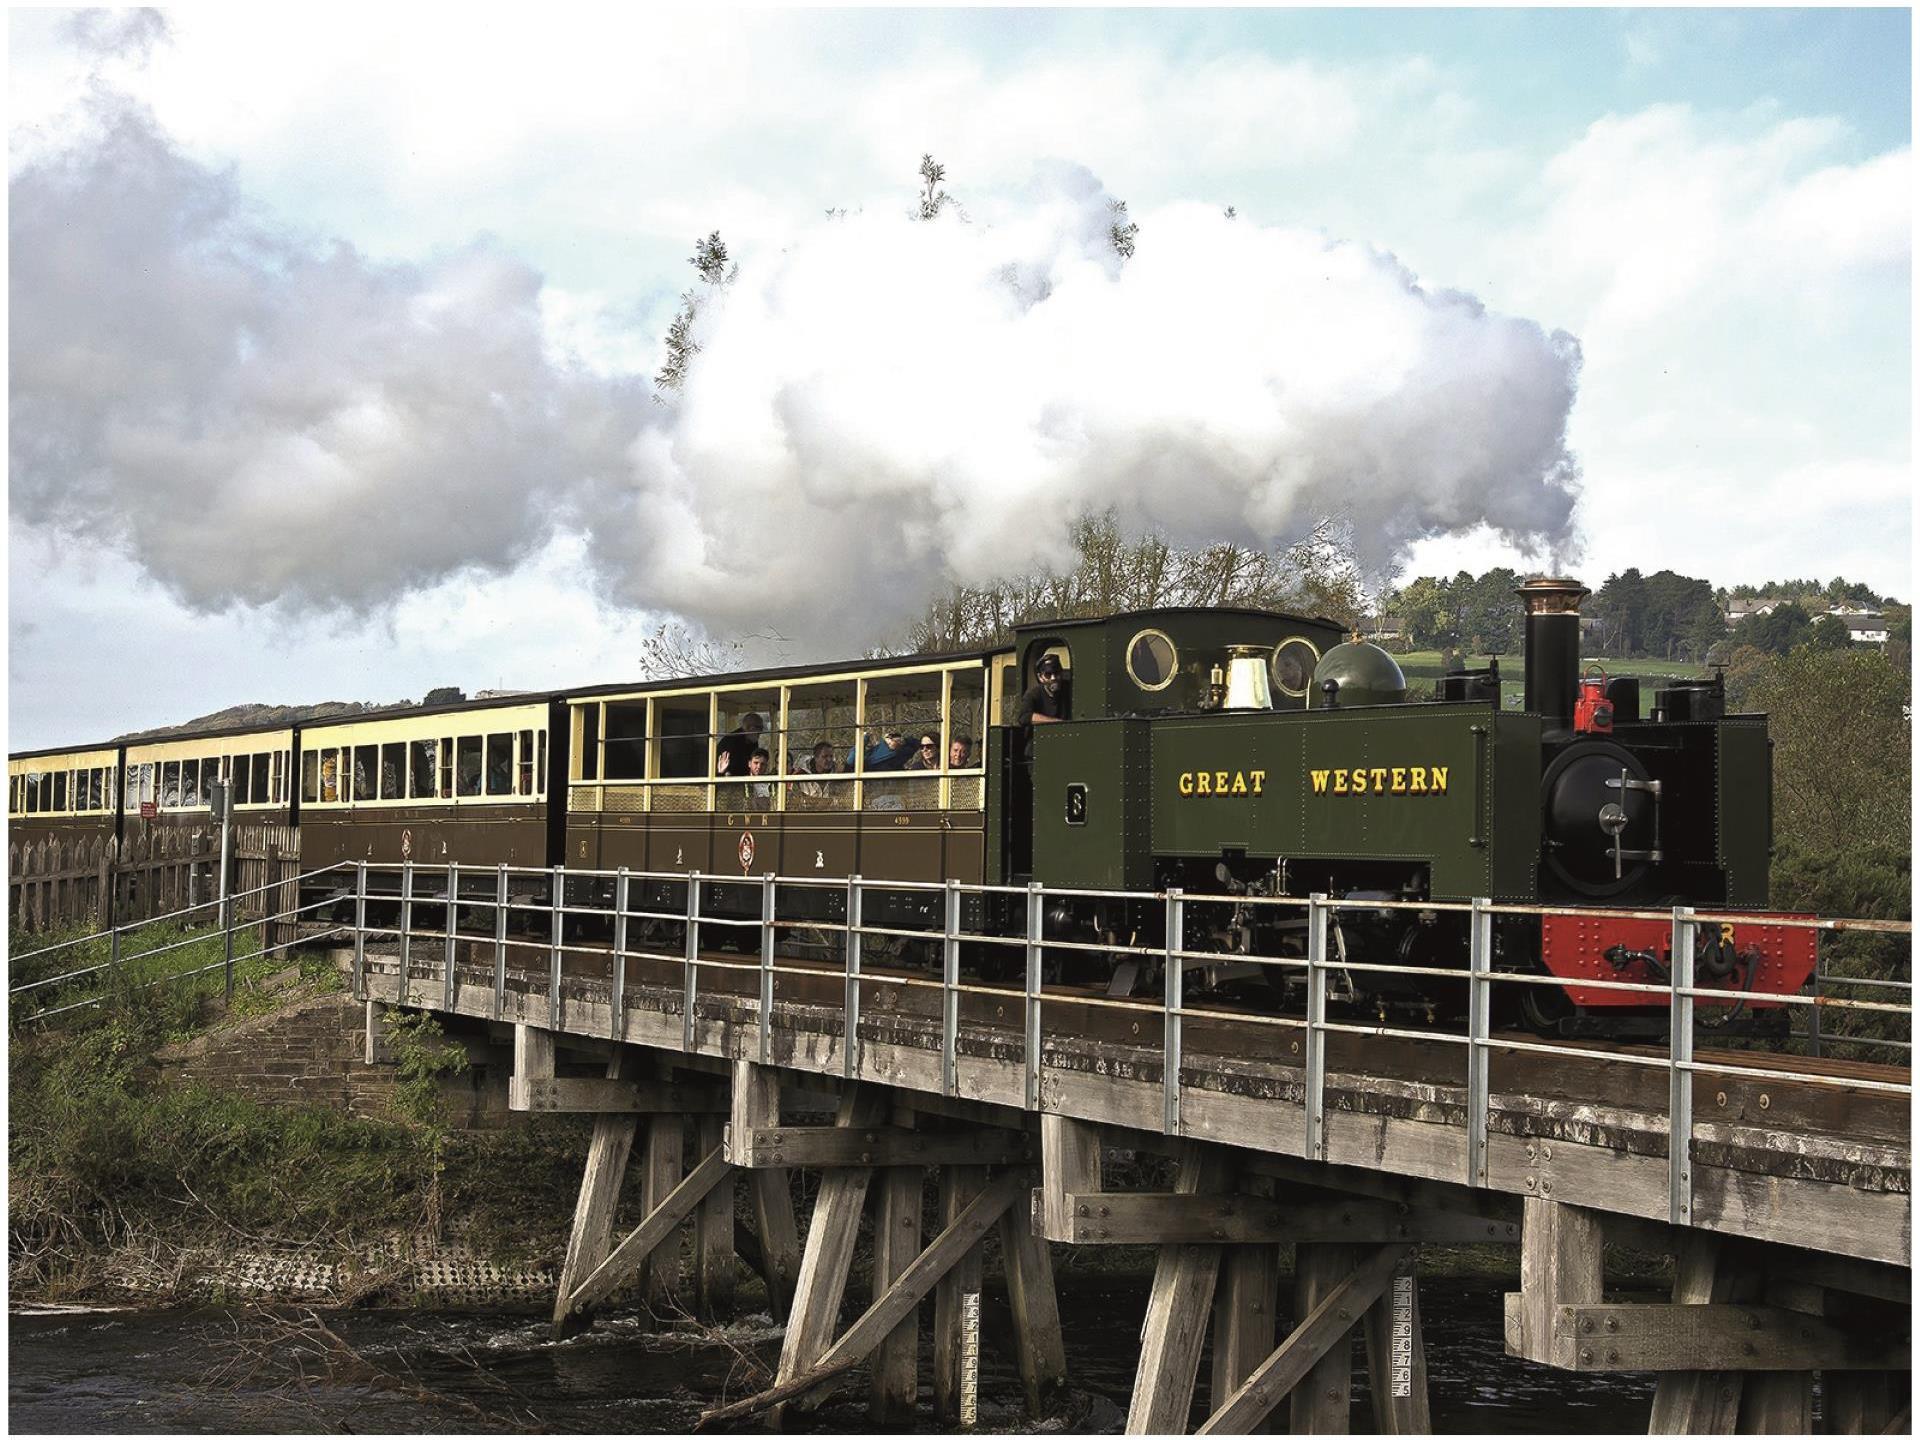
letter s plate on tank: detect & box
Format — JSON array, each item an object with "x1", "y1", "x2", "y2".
[{"x1": 1065, "y1": 783, "x2": 1088, "y2": 826}]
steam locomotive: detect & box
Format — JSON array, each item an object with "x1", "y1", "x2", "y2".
[
  {"x1": 8, "y1": 581, "x2": 1811, "y2": 1034},
  {"x1": 1010, "y1": 580, "x2": 1811, "y2": 1034}
]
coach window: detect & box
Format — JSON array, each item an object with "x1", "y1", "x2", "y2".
[
  {"x1": 321, "y1": 751, "x2": 341, "y2": 803},
  {"x1": 717, "y1": 690, "x2": 779, "y2": 787},
  {"x1": 517, "y1": 730, "x2": 536, "y2": 795},
  {"x1": 409, "y1": 739, "x2": 439, "y2": 799},
  {"x1": 159, "y1": 760, "x2": 179, "y2": 807},
  {"x1": 252, "y1": 752, "x2": 271, "y2": 805},
  {"x1": 602, "y1": 702, "x2": 646, "y2": 781},
  {"x1": 485, "y1": 733, "x2": 513, "y2": 796},
  {"x1": 575, "y1": 704, "x2": 601, "y2": 781},
  {"x1": 272, "y1": 751, "x2": 286, "y2": 804},
  {"x1": 52, "y1": 770, "x2": 69, "y2": 812},
  {"x1": 538, "y1": 732, "x2": 547, "y2": 797},
  {"x1": 232, "y1": 754, "x2": 251, "y2": 806},
  {"x1": 376, "y1": 744, "x2": 400, "y2": 799},
  {"x1": 783, "y1": 681, "x2": 856, "y2": 812},
  {"x1": 182, "y1": 760, "x2": 203, "y2": 807},
  {"x1": 654, "y1": 696, "x2": 710, "y2": 780},
  {"x1": 350, "y1": 746, "x2": 375, "y2": 802},
  {"x1": 456, "y1": 737, "x2": 484, "y2": 797},
  {"x1": 862, "y1": 670, "x2": 944, "y2": 811},
  {"x1": 301, "y1": 752, "x2": 320, "y2": 804},
  {"x1": 439, "y1": 737, "x2": 455, "y2": 797}
]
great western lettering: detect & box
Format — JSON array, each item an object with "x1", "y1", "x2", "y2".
[
  {"x1": 1308, "y1": 765, "x2": 1449, "y2": 796},
  {"x1": 1176, "y1": 769, "x2": 1267, "y2": 797}
]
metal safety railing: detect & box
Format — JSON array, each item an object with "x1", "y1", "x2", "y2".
[
  {"x1": 7, "y1": 860, "x2": 358, "y2": 1025},
  {"x1": 349, "y1": 862, "x2": 1909, "y2": 1229}
]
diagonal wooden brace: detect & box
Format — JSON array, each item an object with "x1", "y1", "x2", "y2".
[
  {"x1": 559, "y1": 1148, "x2": 735, "y2": 1321},
  {"x1": 696, "y1": 1168, "x2": 1029, "y2": 1428},
  {"x1": 1198, "y1": 1243, "x2": 1412, "y2": 1436}
]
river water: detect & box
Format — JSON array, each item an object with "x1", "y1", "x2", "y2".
[{"x1": 10, "y1": 1273, "x2": 1655, "y2": 1433}]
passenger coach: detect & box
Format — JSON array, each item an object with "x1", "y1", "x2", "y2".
[
  {"x1": 564, "y1": 651, "x2": 998, "y2": 930},
  {"x1": 297, "y1": 696, "x2": 566, "y2": 876}
]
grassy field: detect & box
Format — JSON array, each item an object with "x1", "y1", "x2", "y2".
[{"x1": 1392, "y1": 649, "x2": 1711, "y2": 709}]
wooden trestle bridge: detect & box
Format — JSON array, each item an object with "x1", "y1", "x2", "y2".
[{"x1": 343, "y1": 862, "x2": 1911, "y2": 1434}]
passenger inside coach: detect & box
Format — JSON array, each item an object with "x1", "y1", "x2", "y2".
[
  {"x1": 745, "y1": 748, "x2": 775, "y2": 810},
  {"x1": 716, "y1": 713, "x2": 764, "y2": 776},
  {"x1": 904, "y1": 733, "x2": 942, "y2": 770},
  {"x1": 851, "y1": 730, "x2": 912, "y2": 772},
  {"x1": 949, "y1": 735, "x2": 973, "y2": 768}
]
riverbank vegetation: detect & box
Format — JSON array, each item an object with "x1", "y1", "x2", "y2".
[{"x1": 7, "y1": 963, "x2": 589, "y2": 1303}]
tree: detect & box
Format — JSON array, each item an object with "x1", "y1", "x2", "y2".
[
  {"x1": 1108, "y1": 199, "x2": 1139, "y2": 260},
  {"x1": 895, "y1": 510, "x2": 1373, "y2": 654},
  {"x1": 1454, "y1": 568, "x2": 1521, "y2": 655},
  {"x1": 638, "y1": 623, "x2": 744, "y2": 680},
  {"x1": 1393, "y1": 575, "x2": 1456, "y2": 650},
  {"x1": 916, "y1": 153, "x2": 953, "y2": 221},
  {"x1": 422, "y1": 686, "x2": 466, "y2": 707},
  {"x1": 1732, "y1": 601, "x2": 1814, "y2": 655},
  {"x1": 1589, "y1": 568, "x2": 1648, "y2": 655},
  {"x1": 1744, "y1": 646, "x2": 1911, "y2": 855},
  {"x1": 1809, "y1": 613, "x2": 1853, "y2": 649},
  {"x1": 654, "y1": 231, "x2": 737, "y2": 395}
]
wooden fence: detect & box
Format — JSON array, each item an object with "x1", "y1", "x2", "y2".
[{"x1": 9, "y1": 825, "x2": 302, "y2": 938}]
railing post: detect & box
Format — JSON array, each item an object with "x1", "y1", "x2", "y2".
[
  {"x1": 1808, "y1": 945, "x2": 1824, "y2": 1058},
  {"x1": 612, "y1": 868, "x2": 630, "y2": 1041},
  {"x1": 1163, "y1": 888, "x2": 1184, "y2": 1135},
  {"x1": 110, "y1": 922, "x2": 124, "y2": 1002},
  {"x1": 1467, "y1": 897, "x2": 1493, "y2": 1187},
  {"x1": 1024, "y1": 880, "x2": 1043, "y2": 1112},
  {"x1": 1305, "y1": 892, "x2": 1329, "y2": 1161},
  {"x1": 1669, "y1": 905, "x2": 1696, "y2": 1226},
  {"x1": 352, "y1": 861, "x2": 367, "y2": 1001},
  {"x1": 844, "y1": 874, "x2": 863, "y2": 1080},
  {"x1": 549, "y1": 865, "x2": 564, "y2": 1028},
  {"x1": 398, "y1": 864, "x2": 415, "y2": 1007},
  {"x1": 218, "y1": 785, "x2": 235, "y2": 1002},
  {"x1": 942, "y1": 878, "x2": 961, "y2": 1098},
  {"x1": 685, "y1": 872, "x2": 703, "y2": 1053},
  {"x1": 443, "y1": 861, "x2": 459, "y2": 1010},
  {"x1": 492, "y1": 863, "x2": 507, "y2": 1021},
  {"x1": 758, "y1": 872, "x2": 776, "y2": 1064}
]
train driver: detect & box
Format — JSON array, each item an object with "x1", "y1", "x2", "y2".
[{"x1": 1016, "y1": 655, "x2": 1070, "y2": 727}]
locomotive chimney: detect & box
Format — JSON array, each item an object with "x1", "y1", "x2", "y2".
[{"x1": 1516, "y1": 577, "x2": 1589, "y2": 730}]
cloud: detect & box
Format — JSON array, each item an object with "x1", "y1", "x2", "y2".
[
  {"x1": 587, "y1": 163, "x2": 1583, "y2": 648},
  {"x1": 12, "y1": 67, "x2": 1584, "y2": 658},
  {"x1": 1513, "y1": 105, "x2": 1909, "y2": 342},
  {"x1": 9, "y1": 87, "x2": 645, "y2": 613}
]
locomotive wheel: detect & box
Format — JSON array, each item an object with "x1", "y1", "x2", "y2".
[{"x1": 1520, "y1": 978, "x2": 1577, "y2": 1035}]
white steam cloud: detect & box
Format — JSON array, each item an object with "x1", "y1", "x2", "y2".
[
  {"x1": 599, "y1": 162, "x2": 1582, "y2": 645},
  {"x1": 12, "y1": 61, "x2": 1582, "y2": 657}
]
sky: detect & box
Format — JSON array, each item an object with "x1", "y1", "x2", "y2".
[{"x1": 7, "y1": 6, "x2": 1912, "y2": 750}]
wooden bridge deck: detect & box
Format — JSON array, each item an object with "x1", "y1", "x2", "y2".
[{"x1": 358, "y1": 942, "x2": 1910, "y2": 1269}]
